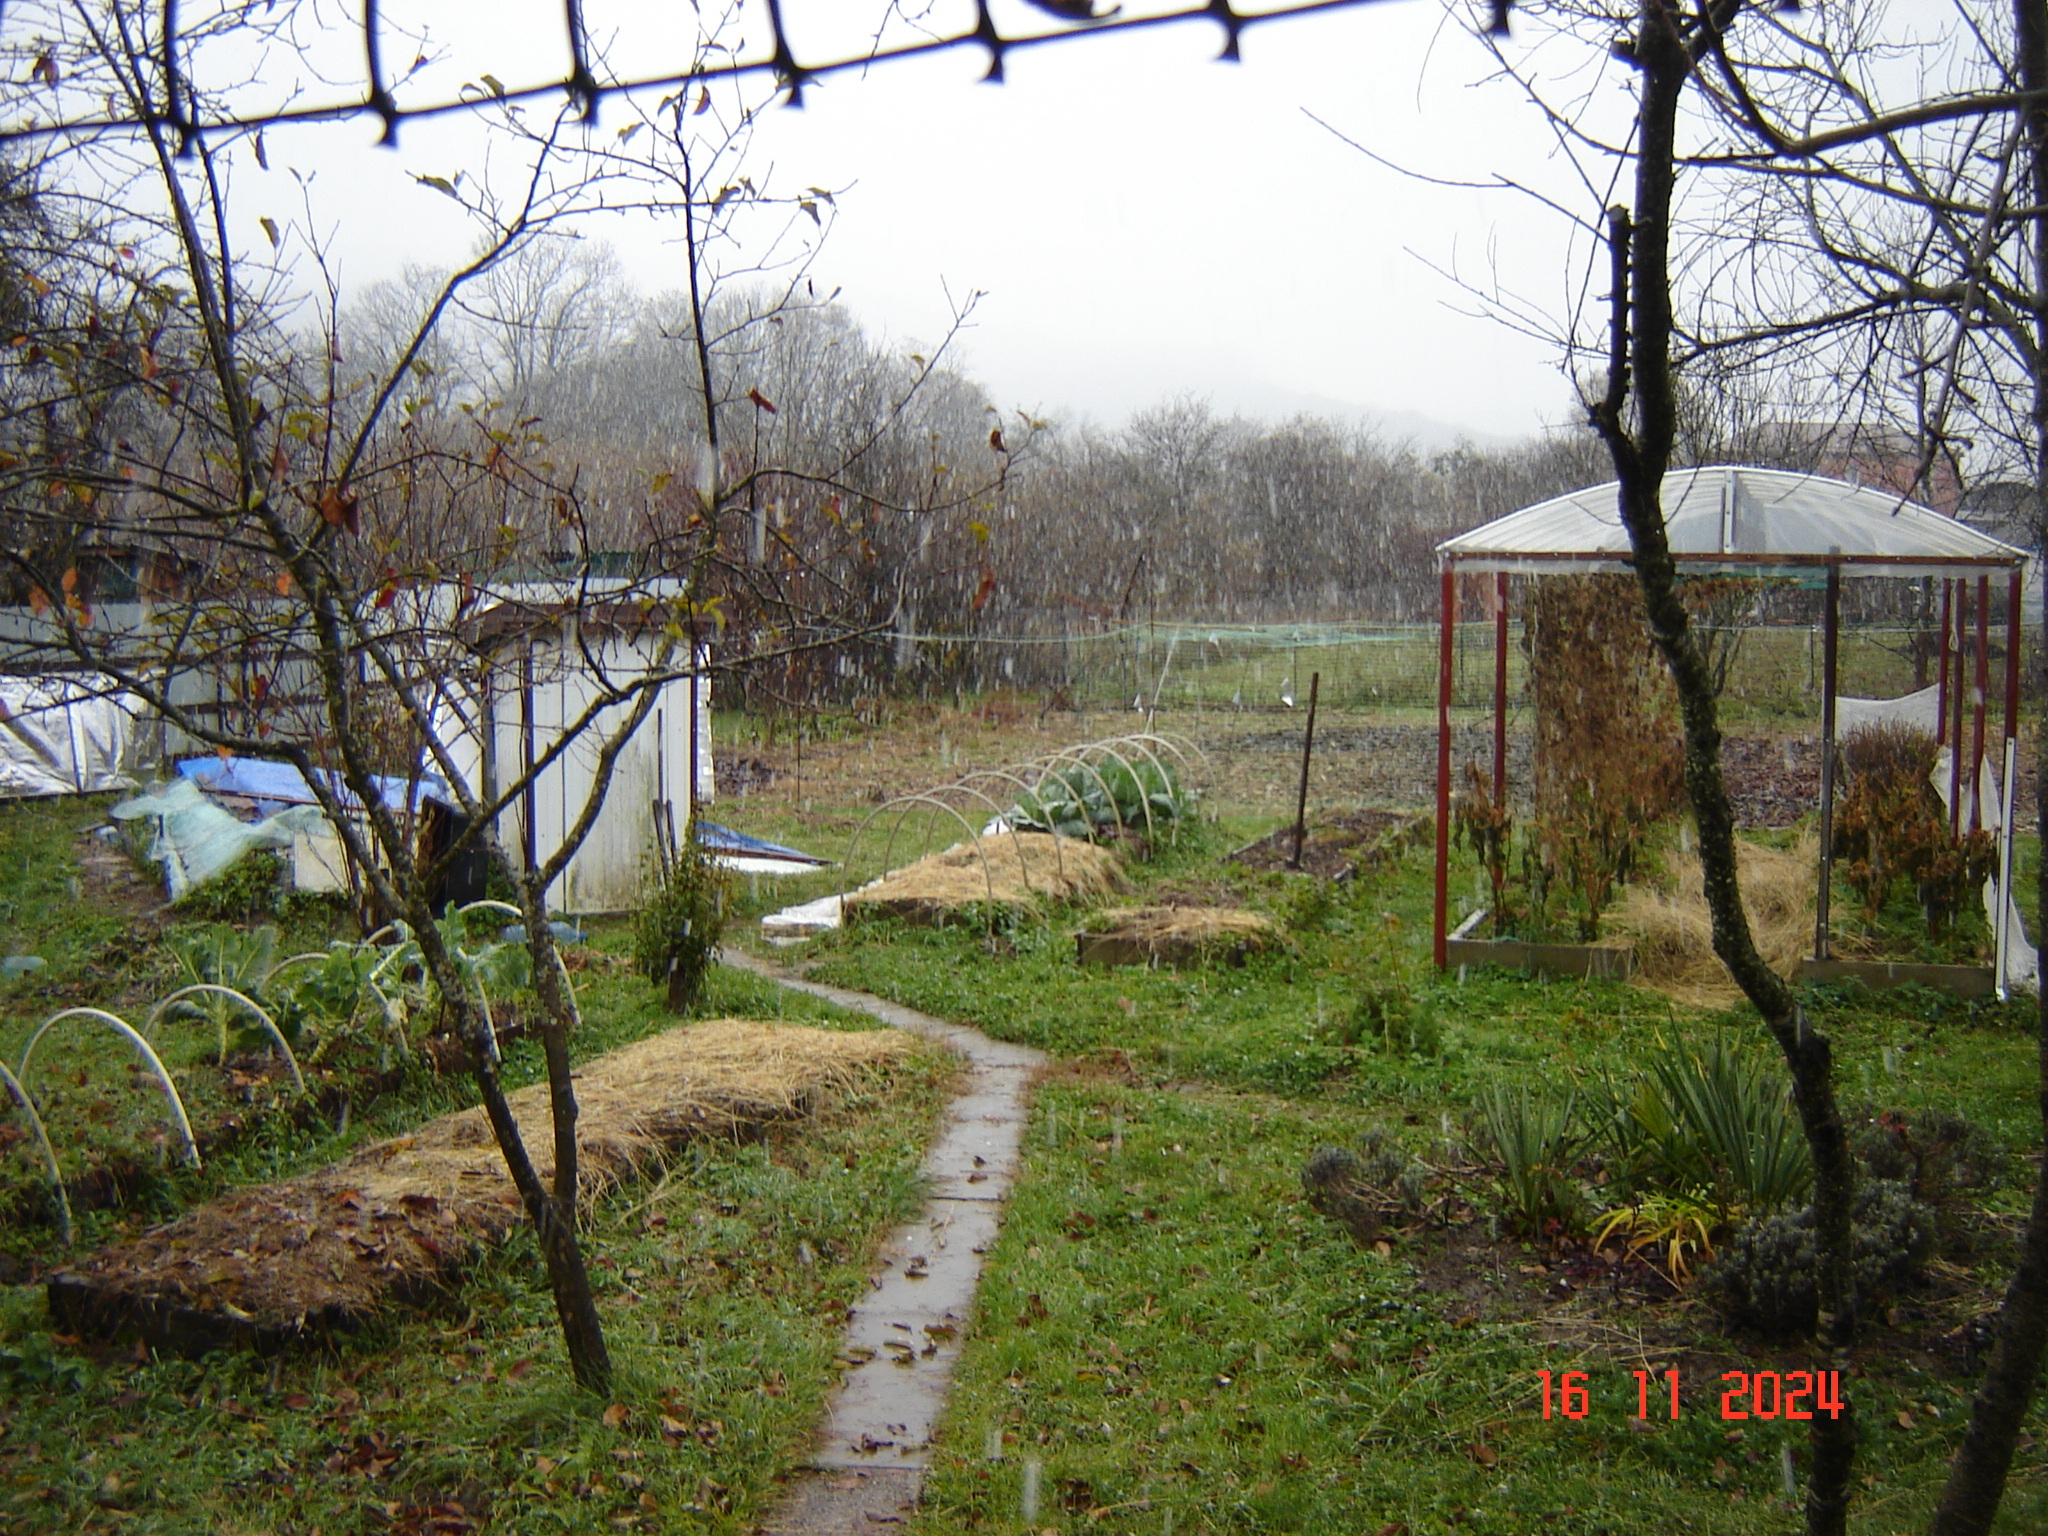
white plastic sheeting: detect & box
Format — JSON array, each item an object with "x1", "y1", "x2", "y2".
[
  {"x1": 0, "y1": 676, "x2": 140, "y2": 799},
  {"x1": 108, "y1": 778, "x2": 325, "y2": 901},
  {"x1": 1438, "y1": 467, "x2": 2029, "y2": 577}
]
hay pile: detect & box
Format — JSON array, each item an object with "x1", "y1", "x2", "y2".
[
  {"x1": 844, "y1": 832, "x2": 1125, "y2": 924},
  {"x1": 1614, "y1": 836, "x2": 1815, "y2": 1005},
  {"x1": 1078, "y1": 905, "x2": 1280, "y2": 969},
  {"x1": 48, "y1": 1020, "x2": 914, "y2": 1353}
]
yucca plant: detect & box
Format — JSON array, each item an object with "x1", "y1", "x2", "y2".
[
  {"x1": 1590, "y1": 1034, "x2": 1811, "y2": 1224},
  {"x1": 1470, "y1": 1082, "x2": 1582, "y2": 1237}
]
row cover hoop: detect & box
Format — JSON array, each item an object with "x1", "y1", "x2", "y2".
[{"x1": 840, "y1": 733, "x2": 1202, "y2": 929}]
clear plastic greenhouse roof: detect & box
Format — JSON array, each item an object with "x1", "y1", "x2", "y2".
[{"x1": 1436, "y1": 466, "x2": 2028, "y2": 576}]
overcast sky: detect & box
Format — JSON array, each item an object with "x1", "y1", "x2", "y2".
[{"x1": 219, "y1": 2, "x2": 1623, "y2": 444}]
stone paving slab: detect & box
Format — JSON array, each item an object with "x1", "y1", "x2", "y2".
[{"x1": 719, "y1": 952, "x2": 1045, "y2": 1527}]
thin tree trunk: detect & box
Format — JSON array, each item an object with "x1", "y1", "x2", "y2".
[
  {"x1": 1600, "y1": 9, "x2": 1861, "y2": 1531},
  {"x1": 413, "y1": 903, "x2": 613, "y2": 1394},
  {"x1": 1928, "y1": 1, "x2": 2048, "y2": 1528}
]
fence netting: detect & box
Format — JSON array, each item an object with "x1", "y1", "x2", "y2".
[{"x1": 0, "y1": 0, "x2": 1477, "y2": 148}]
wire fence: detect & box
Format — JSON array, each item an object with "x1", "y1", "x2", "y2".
[
  {"x1": 0, "y1": 0, "x2": 1470, "y2": 148},
  {"x1": 865, "y1": 614, "x2": 2036, "y2": 726}
]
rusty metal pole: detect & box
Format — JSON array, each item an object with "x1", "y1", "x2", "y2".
[
  {"x1": 1951, "y1": 581, "x2": 1968, "y2": 834},
  {"x1": 1937, "y1": 577, "x2": 1953, "y2": 737},
  {"x1": 1434, "y1": 569, "x2": 1457, "y2": 968},
  {"x1": 1972, "y1": 574, "x2": 1990, "y2": 831},
  {"x1": 1493, "y1": 573, "x2": 1510, "y2": 805}
]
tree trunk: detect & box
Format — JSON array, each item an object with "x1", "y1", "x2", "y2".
[
  {"x1": 1599, "y1": 10, "x2": 1862, "y2": 1531},
  {"x1": 414, "y1": 901, "x2": 613, "y2": 1395},
  {"x1": 1928, "y1": 1, "x2": 2048, "y2": 1529}
]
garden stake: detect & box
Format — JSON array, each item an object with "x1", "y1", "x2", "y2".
[{"x1": 1289, "y1": 672, "x2": 1320, "y2": 870}]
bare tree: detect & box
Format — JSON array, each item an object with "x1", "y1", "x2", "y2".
[{"x1": 0, "y1": 0, "x2": 1019, "y2": 1393}]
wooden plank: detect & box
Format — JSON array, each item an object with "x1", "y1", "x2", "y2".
[
  {"x1": 1446, "y1": 938, "x2": 1637, "y2": 980},
  {"x1": 1794, "y1": 958, "x2": 1998, "y2": 999}
]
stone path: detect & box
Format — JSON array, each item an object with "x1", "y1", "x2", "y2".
[{"x1": 720, "y1": 951, "x2": 1044, "y2": 1536}]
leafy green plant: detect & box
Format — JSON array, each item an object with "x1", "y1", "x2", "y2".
[
  {"x1": 0, "y1": 1336, "x2": 89, "y2": 1393},
  {"x1": 1328, "y1": 979, "x2": 1442, "y2": 1057},
  {"x1": 160, "y1": 925, "x2": 285, "y2": 1063},
  {"x1": 1469, "y1": 1082, "x2": 1581, "y2": 1237},
  {"x1": 1009, "y1": 757, "x2": 1188, "y2": 845},
  {"x1": 268, "y1": 940, "x2": 396, "y2": 1062},
  {"x1": 634, "y1": 829, "x2": 729, "y2": 1011},
  {"x1": 169, "y1": 849, "x2": 286, "y2": 921}
]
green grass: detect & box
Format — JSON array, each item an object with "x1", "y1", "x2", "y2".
[
  {"x1": 912, "y1": 1077, "x2": 2048, "y2": 1535},
  {"x1": 8, "y1": 731, "x2": 2048, "y2": 1535},
  {"x1": 0, "y1": 795, "x2": 134, "y2": 977}
]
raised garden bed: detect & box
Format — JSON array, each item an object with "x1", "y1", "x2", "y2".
[
  {"x1": 1444, "y1": 935, "x2": 1638, "y2": 981},
  {"x1": 46, "y1": 1019, "x2": 916, "y2": 1356},
  {"x1": 1796, "y1": 957, "x2": 2000, "y2": 999},
  {"x1": 1075, "y1": 905, "x2": 1278, "y2": 969}
]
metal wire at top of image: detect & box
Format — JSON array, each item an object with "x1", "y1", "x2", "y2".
[{"x1": 0, "y1": 0, "x2": 1517, "y2": 149}]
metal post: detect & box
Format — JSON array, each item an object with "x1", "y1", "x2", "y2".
[
  {"x1": 1493, "y1": 572, "x2": 1510, "y2": 804},
  {"x1": 1951, "y1": 581, "x2": 1967, "y2": 834},
  {"x1": 1289, "y1": 673, "x2": 1321, "y2": 870},
  {"x1": 1972, "y1": 574, "x2": 1990, "y2": 831},
  {"x1": 2005, "y1": 568, "x2": 2024, "y2": 747},
  {"x1": 1815, "y1": 563, "x2": 1841, "y2": 962},
  {"x1": 1937, "y1": 577, "x2": 1953, "y2": 731},
  {"x1": 1434, "y1": 566, "x2": 1457, "y2": 969}
]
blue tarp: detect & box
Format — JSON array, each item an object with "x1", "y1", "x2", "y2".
[
  {"x1": 695, "y1": 821, "x2": 827, "y2": 868},
  {"x1": 177, "y1": 756, "x2": 449, "y2": 820}
]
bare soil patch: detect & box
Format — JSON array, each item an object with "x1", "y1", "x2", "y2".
[{"x1": 1227, "y1": 808, "x2": 1426, "y2": 879}]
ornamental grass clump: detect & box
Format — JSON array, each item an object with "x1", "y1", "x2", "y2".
[{"x1": 1469, "y1": 1082, "x2": 1582, "y2": 1238}]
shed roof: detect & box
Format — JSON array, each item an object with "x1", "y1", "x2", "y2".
[{"x1": 1437, "y1": 466, "x2": 2028, "y2": 577}]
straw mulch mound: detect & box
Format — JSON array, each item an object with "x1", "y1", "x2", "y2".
[
  {"x1": 1077, "y1": 905, "x2": 1281, "y2": 969},
  {"x1": 843, "y1": 832, "x2": 1125, "y2": 924},
  {"x1": 47, "y1": 1020, "x2": 915, "y2": 1354},
  {"x1": 1614, "y1": 836, "x2": 1816, "y2": 1006}
]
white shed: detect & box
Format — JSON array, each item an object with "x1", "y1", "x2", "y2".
[{"x1": 432, "y1": 587, "x2": 713, "y2": 914}]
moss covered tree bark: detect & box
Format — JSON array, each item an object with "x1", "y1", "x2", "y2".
[{"x1": 1590, "y1": 6, "x2": 1862, "y2": 1531}]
